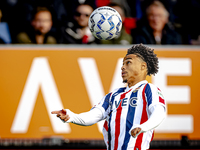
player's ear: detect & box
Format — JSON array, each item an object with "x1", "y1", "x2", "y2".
[{"x1": 141, "y1": 62, "x2": 147, "y2": 70}]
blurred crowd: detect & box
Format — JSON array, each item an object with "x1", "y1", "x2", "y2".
[{"x1": 0, "y1": 0, "x2": 200, "y2": 45}]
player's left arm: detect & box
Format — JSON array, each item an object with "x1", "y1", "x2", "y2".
[
  {"x1": 130, "y1": 84, "x2": 166, "y2": 138},
  {"x1": 130, "y1": 105, "x2": 166, "y2": 137}
]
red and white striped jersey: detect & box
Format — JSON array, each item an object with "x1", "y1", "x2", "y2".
[{"x1": 94, "y1": 80, "x2": 166, "y2": 150}]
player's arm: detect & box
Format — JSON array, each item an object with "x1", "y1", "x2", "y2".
[
  {"x1": 130, "y1": 84, "x2": 166, "y2": 138},
  {"x1": 51, "y1": 107, "x2": 104, "y2": 126},
  {"x1": 51, "y1": 93, "x2": 111, "y2": 126},
  {"x1": 130, "y1": 104, "x2": 166, "y2": 138}
]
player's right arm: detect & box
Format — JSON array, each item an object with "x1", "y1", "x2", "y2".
[
  {"x1": 51, "y1": 93, "x2": 111, "y2": 126},
  {"x1": 51, "y1": 109, "x2": 70, "y2": 122},
  {"x1": 52, "y1": 108, "x2": 104, "y2": 126}
]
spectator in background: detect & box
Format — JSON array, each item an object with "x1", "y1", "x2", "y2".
[
  {"x1": 61, "y1": 0, "x2": 97, "y2": 23},
  {"x1": 0, "y1": 8, "x2": 12, "y2": 44},
  {"x1": 0, "y1": 0, "x2": 19, "y2": 42},
  {"x1": 100, "y1": 2, "x2": 132, "y2": 45},
  {"x1": 16, "y1": 6, "x2": 56, "y2": 44},
  {"x1": 131, "y1": 0, "x2": 181, "y2": 45},
  {"x1": 58, "y1": 3, "x2": 98, "y2": 44}
]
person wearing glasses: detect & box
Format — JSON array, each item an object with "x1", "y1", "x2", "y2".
[{"x1": 58, "y1": 3, "x2": 99, "y2": 44}]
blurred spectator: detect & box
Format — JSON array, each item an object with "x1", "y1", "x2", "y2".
[
  {"x1": 58, "y1": 3, "x2": 98, "y2": 44},
  {"x1": 131, "y1": 1, "x2": 181, "y2": 44},
  {"x1": 16, "y1": 6, "x2": 56, "y2": 44},
  {"x1": 108, "y1": 0, "x2": 142, "y2": 19},
  {"x1": 100, "y1": 2, "x2": 132, "y2": 45},
  {"x1": 62, "y1": 0, "x2": 97, "y2": 23},
  {"x1": 0, "y1": 8, "x2": 12, "y2": 44},
  {"x1": 15, "y1": 0, "x2": 68, "y2": 32},
  {"x1": 0, "y1": 0, "x2": 19, "y2": 42},
  {"x1": 127, "y1": 0, "x2": 177, "y2": 21}
]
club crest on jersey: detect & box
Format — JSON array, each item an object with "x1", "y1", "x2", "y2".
[
  {"x1": 133, "y1": 87, "x2": 141, "y2": 93},
  {"x1": 130, "y1": 97, "x2": 137, "y2": 107}
]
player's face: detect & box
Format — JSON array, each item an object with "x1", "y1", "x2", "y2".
[
  {"x1": 121, "y1": 54, "x2": 146, "y2": 87},
  {"x1": 74, "y1": 5, "x2": 93, "y2": 28}
]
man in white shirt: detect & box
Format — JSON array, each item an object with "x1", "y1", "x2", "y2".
[{"x1": 51, "y1": 44, "x2": 166, "y2": 150}]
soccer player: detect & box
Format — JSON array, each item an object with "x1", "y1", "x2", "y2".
[{"x1": 51, "y1": 44, "x2": 166, "y2": 150}]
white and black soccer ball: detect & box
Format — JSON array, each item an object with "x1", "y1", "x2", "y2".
[{"x1": 88, "y1": 6, "x2": 122, "y2": 40}]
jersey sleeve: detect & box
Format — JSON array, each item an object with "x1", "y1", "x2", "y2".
[
  {"x1": 93, "y1": 92, "x2": 112, "y2": 119},
  {"x1": 63, "y1": 93, "x2": 112, "y2": 126},
  {"x1": 65, "y1": 108, "x2": 104, "y2": 126},
  {"x1": 128, "y1": 83, "x2": 166, "y2": 135},
  {"x1": 144, "y1": 83, "x2": 166, "y2": 110}
]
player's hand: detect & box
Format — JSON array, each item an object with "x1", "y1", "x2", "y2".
[
  {"x1": 51, "y1": 109, "x2": 70, "y2": 122},
  {"x1": 131, "y1": 127, "x2": 142, "y2": 138}
]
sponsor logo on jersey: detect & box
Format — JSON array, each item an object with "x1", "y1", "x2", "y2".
[
  {"x1": 114, "y1": 98, "x2": 128, "y2": 108},
  {"x1": 130, "y1": 97, "x2": 138, "y2": 107}
]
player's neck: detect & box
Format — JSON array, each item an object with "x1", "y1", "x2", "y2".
[{"x1": 127, "y1": 76, "x2": 146, "y2": 88}]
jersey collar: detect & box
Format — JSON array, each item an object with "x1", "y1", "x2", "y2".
[{"x1": 125, "y1": 80, "x2": 148, "y2": 92}]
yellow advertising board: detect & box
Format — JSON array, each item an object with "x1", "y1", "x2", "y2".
[{"x1": 0, "y1": 45, "x2": 200, "y2": 140}]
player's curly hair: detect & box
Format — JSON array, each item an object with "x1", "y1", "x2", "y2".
[{"x1": 126, "y1": 44, "x2": 159, "y2": 76}]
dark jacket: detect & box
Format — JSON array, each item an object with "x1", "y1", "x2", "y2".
[
  {"x1": 58, "y1": 22, "x2": 99, "y2": 44},
  {"x1": 131, "y1": 23, "x2": 182, "y2": 44},
  {"x1": 16, "y1": 27, "x2": 57, "y2": 44}
]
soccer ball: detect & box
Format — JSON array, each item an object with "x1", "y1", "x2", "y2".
[{"x1": 88, "y1": 6, "x2": 122, "y2": 40}]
